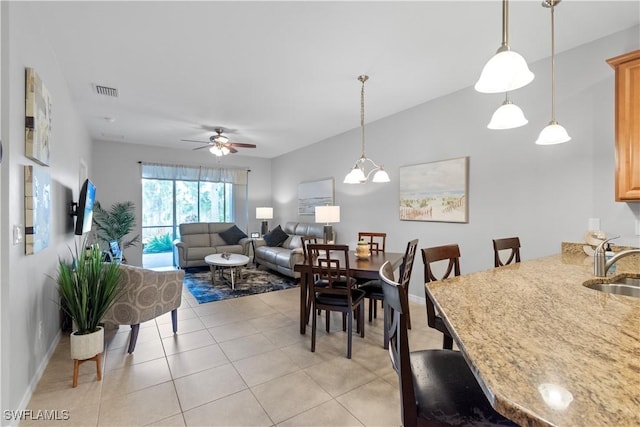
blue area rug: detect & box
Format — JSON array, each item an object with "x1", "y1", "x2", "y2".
[{"x1": 183, "y1": 265, "x2": 297, "y2": 304}]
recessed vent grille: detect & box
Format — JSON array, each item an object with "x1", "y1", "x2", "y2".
[{"x1": 94, "y1": 84, "x2": 119, "y2": 97}]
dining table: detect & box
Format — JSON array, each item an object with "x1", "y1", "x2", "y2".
[
  {"x1": 294, "y1": 250, "x2": 404, "y2": 334},
  {"x1": 424, "y1": 248, "x2": 640, "y2": 426}
]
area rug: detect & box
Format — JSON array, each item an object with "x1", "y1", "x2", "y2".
[{"x1": 183, "y1": 265, "x2": 297, "y2": 304}]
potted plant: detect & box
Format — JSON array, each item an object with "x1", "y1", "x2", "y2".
[
  {"x1": 92, "y1": 200, "x2": 141, "y2": 256},
  {"x1": 56, "y1": 242, "x2": 121, "y2": 361}
]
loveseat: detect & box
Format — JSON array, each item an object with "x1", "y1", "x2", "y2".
[
  {"x1": 174, "y1": 222, "x2": 251, "y2": 269},
  {"x1": 254, "y1": 221, "x2": 326, "y2": 278}
]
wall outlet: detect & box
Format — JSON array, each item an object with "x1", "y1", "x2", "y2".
[{"x1": 13, "y1": 224, "x2": 23, "y2": 245}]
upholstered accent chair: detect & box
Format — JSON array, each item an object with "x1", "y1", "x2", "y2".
[{"x1": 102, "y1": 264, "x2": 184, "y2": 353}]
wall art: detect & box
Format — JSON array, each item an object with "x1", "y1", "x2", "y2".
[
  {"x1": 298, "y1": 177, "x2": 334, "y2": 215},
  {"x1": 25, "y1": 67, "x2": 52, "y2": 166},
  {"x1": 399, "y1": 157, "x2": 469, "y2": 223},
  {"x1": 25, "y1": 165, "x2": 51, "y2": 254}
]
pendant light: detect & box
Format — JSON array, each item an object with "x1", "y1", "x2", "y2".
[
  {"x1": 536, "y1": 0, "x2": 571, "y2": 145},
  {"x1": 487, "y1": 92, "x2": 528, "y2": 129},
  {"x1": 344, "y1": 75, "x2": 390, "y2": 184},
  {"x1": 475, "y1": 0, "x2": 534, "y2": 93}
]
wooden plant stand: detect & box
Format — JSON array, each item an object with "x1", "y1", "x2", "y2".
[{"x1": 72, "y1": 353, "x2": 102, "y2": 388}]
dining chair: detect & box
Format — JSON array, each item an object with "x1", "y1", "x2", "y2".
[
  {"x1": 379, "y1": 261, "x2": 517, "y2": 427},
  {"x1": 306, "y1": 244, "x2": 366, "y2": 359},
  {"x1": 493, "y1": 237, "x2": 521, "y2": 267},
  {"x1": 421, "y1": 244, "x2": 460, "y2": 350},
  {"x1": 360, "y1": 239, "x2": 418, "y2": 348},
  {"x1": 357, "y1": 231, "x2": 387, "y2": 254}
]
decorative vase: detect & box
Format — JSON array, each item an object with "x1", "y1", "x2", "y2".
[
  {"x1": 356, "y1": 240, "x2": 371, "y2": 259},
  {"x1": 70, "y1": 326, "x2": 104, "y2": 360}
]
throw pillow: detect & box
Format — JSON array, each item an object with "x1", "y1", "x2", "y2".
[
  {"x1": 263, "y1": 225, "x2": 289, "y2": 247},
  {"x1": 219, "y1": 225, "x2": 248, "y2": 245}
]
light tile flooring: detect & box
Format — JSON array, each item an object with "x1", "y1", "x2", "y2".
[{"x1": 23, "y1": 287, "x2": 443, "y2": 426}]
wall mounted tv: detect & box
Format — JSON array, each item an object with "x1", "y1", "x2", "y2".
[{"x1": 70, "y1": 179, "x2": 96, "y2": 236}]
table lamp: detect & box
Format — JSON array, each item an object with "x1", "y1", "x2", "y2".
[
  {"x1": 315, "y1": 205, "x2": 340, "y2": 244},
  {"x1": 256, "y1": 207, "x2": 273, "y2": 236}
]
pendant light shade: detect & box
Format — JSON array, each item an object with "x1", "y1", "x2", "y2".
[
  {"x1": 344, "y1": 75, "x2": 389, "y2": 184},
  {"x1": 536, "y1": 0, "x2": 570, "y2": 145},
  {"x1": 487, "y1": 95, "x2": 528, "y2": 129},
  {"x1": 475, "y1": 0, "x2": 534, "y2": 93}
]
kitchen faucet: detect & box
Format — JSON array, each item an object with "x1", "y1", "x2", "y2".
[{"x1": 594, "y1": 237, "x2": 640, "y2": 277}]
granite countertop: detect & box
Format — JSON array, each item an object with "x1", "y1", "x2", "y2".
[{"x1": 425, "y1": 246, "x2": 640, "y2": 427}]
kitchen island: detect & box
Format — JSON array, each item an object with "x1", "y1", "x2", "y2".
[{"x1": 425, "y1": 248, "x2": 640, "y2": 426}]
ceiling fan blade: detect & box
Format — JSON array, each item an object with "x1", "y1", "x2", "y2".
[
  {"x1": 181, "y1": 139, "x2": 210, "y2": 144},
  {"x1": 228, "y1": 147, "x2": 238, "y2": 154},
  {"x1": 228, "y1": 142, "x2": 257, "y2": 148},
  {"x1": 192, "y1": 145, "x2": 212, "y2": 151}
]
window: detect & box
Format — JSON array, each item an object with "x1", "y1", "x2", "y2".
[{"x1": 140, "y1": 163, "x2": 248, "y2": 267}]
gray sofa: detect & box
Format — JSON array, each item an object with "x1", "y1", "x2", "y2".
[
  {"x1": 254, "y1": 221, "x2": 326, "y2": 278},
  {"x1": 174, "y1": 222, "x2": 251, "y2": 269}
]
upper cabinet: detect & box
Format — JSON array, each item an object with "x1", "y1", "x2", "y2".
[{"x1": 607, "y1": 50, "x2": 640, "y2": 202}]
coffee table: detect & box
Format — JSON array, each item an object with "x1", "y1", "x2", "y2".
[{"x1": 204, "y1": 253, "x2": 250, "y2": 290}]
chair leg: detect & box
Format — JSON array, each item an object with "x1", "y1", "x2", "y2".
[
  {"x1": 383, "y1": 300, "x2": 389, "y2": 349},
  {"x1": 373, "y1": 299, "x2": 378, "y2": 319},
  {"x1": 443, "y1": 334, "x2": 453, "y2": 350},
  {"x1": 326, "y1": 311, "x2": 331, "y2": 333},
  {"x1": 368, "y1": 298, "x2": 373, "y2": 322},
  {"x1": 311, "y1": 303, "x2": 317, "y2": 353},
  {"x1": 171, "y1": 309, "x2": 178, "y2": 334},
  {"x1": 342, "y1": 313, "x2": 347, "y2": 331},
  {"x1": 346, "y1": 311, "x2": 353, "y2": 359},
  {"x1": 128, "y1": 324, "x2": 140, "y2": 354},
  {"x1": 359, "y1": 301, "x2": 365, "y2": 338}
]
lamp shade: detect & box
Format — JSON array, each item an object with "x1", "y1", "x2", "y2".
[
  {"x1": 475, "y1": 50, "x2": 535, "y2": 94},
  {"x1": 487, "y1": 100, "x2": 528, "y2": 129},
  {"x1": 372, "y1": 169, "x2": 390, "y2": 183},
  {"x1": 535, "y1": 122, "x2": 571, "y2": 145},
  {"x1": 256, "y1": 207, "x2": 273, "y2": 220},
  {"x1": 315, "y1": 206, "x2": 340, "y2": 224}
]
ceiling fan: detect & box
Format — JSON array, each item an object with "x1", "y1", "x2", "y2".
[{"x1": 181, "y1": 128, "x2": 257, "y2": 156}]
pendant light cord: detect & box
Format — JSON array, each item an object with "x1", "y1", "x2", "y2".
[
  {"x1": 501, "y1": 0, "x2": 509, "y2": 49},
  {"x1": 550, "y1": 1, "x2": 556, "y2": 122},
  {"x1": 359, "y1": 75, "x2": 368, "y2": 158}
]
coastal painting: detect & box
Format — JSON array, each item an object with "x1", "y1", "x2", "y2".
[
  {"x1": 399, "y1": 157, "x2": 468, "y2": 223},
  {"x1": 25, "y1": 67, "x2": 52, "y2": 166},
  {"x1": 298, "y1": 178, "x2": 334, "y2": 215},
  {"x1": 25, "y1": 165, "x2": 51, "y2": 254}
]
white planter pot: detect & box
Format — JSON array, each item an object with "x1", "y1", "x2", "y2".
[{"x1": 70, "y1": 326, "x2": 104, "y2": 360}]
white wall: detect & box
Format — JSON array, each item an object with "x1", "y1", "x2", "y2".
[
  {"x1": 91, "y1": 141, "x2": 272, "y2": 266},
  {"x1": 1, "y1": 2, "x2": 93, "y2": 416},
  {"x1": 271, "y1": 26, "x2": 640, "y2": 299}
]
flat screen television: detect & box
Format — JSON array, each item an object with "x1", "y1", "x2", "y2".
[{"x1": 74, "y1": 179, "x2": 96, "y2": 235}]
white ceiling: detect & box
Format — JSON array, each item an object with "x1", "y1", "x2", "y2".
[{"x1": 29, "y1": 1, "x2": 639, "y2": 159}]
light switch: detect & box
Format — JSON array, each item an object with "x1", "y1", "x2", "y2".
[{"x1": 13, "y1": 225, "x2": 23, "y2": 245}]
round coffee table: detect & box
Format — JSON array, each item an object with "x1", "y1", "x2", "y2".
[{"x1": 204, "y1": 253, "x2": 250, "y2": 290}]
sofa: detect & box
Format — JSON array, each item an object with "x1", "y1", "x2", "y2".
[
  {"x1": 174, "y1": 222, "x2": 251, "y2": 269},
  {"x1": 254, "y1": 221, "x2": 326, "y2": 278}
]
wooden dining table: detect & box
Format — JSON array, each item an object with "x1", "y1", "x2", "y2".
[{"x1": 294, "y1": 250, "x2": 404, "y2": 334}]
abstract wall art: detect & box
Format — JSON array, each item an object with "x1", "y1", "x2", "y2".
[
  {"x1": 25, "y1": 165, "x2": 51, "y2": 254},
  {"x1": 25, "y1": 67, "x2": 52, "y2": 166},
  {"x1": 298, "y1": 177, "x2": 334, "y2": 215}
]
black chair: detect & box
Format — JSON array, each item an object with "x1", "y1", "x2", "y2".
[
  {"x1": 379, "y1": 261, "x2": 516, "y2": 427},
  {"x1": 306, "y1": 244, "x2": 366, "y2": 359},
  {"x1": 421, "y1": 244, "x2": 460, "y2": 350},
  {"x1": 359, "y1": 239, "x2": 418, "y2": 348},
  {"x1": 493, "y1": 237, "x2": 521, "y2": 267}
]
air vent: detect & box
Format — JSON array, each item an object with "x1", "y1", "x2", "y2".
[{"x1": 94, "y1": 84, "x2": 119, "y2": 97}]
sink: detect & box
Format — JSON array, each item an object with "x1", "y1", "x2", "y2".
[{"x1": 584, "y1": 276, "x2": 640, "y2": 298}]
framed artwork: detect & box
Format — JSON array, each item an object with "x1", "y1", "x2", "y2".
[
  {"x1": 399, "y1": 156, "x2": 469, "y2": 223},
  {"x1": 25, "y1": 165, "x2": 51, "y2": 254},
  {"x1": 298, "y1": 177, "x2": 334, "y2": 215},
  {"x1": 25, "y1": 67, "x2": 52, "y2": 166}
]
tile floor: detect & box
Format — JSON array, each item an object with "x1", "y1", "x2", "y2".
[{"x1": 23, "y1": 286, "x2": 444, "y2": 426}]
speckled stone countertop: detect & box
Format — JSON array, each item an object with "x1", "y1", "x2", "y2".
[{"x1": 425, "y1": 246, "x2": 640, "y2": 427}]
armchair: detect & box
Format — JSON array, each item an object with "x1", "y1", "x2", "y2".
[{"x1": 102, "y1": 264, "x2": 185, "y2": 353}]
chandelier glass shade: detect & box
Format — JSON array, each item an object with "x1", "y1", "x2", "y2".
[
  {"x1": 487, "y1": 94, "x2": 528, "y2": 129},
  {"x1": 536, "y1": 0, "x2": 571, "y2": 145},
  {"x1": 475, "y1": 0, "x2": 534, "y2": 93},
  {"x1": 344, "y1": 75, "x2": 390, "y2": 184},
  {"x1": 209, "y1": 144, "x2": 230, "y2": 156}
]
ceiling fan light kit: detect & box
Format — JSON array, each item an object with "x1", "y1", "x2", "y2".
[
  {"x1": 344, "y1": 75, "x2": 390, "y2": 185},
  {"x1": 536, "y1": 0, "x2": 571, "y2": 145},
  {"x1": 181, "y1": 127, "x2": 257, "y2": 156}
]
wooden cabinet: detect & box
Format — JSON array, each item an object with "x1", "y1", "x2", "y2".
[{"x1": 607, "y1": 50, "x2": 640, "y2": 202}]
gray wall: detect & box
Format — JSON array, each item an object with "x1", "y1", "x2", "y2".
[
  {"x1": 1, "y1": 2, "x2": 93, "y2": 416},
  {"x1": 271, "y1": 26, "x2": 640, "y2": 300}
]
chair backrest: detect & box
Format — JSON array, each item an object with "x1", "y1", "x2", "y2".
[
  {"x1": 492, "y1": 237, "x2": 521, "y2": 267},
  {"x1": 306, "y1": 244, "x2": 353, "y2": 296},
  {"x1": 300, "y1": 235, "x2": 318, "y2": 262},
  {"x1": 357, "y1": 232, "x2": 386, "y2": 254},
  {"x1": 398, "y1": 239, "x2": 419, "y2": 290},
  {"x1": 379, "y1": 261, "x2": 417, "y2": 426},
  {"x1": 421, "y1": 244, "x2": 461, "y2": 329}
]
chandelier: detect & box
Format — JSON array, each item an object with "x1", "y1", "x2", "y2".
[{"x1": 344, "y1": 75, "x2": 390, "y2": 184}]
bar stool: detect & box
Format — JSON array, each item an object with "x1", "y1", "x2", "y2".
[
  {"x1": 493, "y1": 237, "x2": 521, "y2": 267},
  {"x1": 421, "y1": 244, "x2": 460, "y2": 350}
]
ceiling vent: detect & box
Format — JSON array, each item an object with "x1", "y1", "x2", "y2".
[{"x1": 93, "y1": 84, "x2": 119, "y2": 97}]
